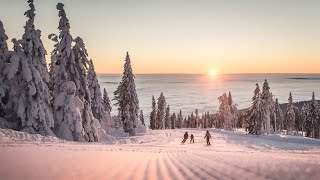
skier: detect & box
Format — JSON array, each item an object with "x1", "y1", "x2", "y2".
[
  {"x1": 204, "y1": 131, "x2": 211, "y2": 145},
  {"x1": 181, "y1": 132, "x2": 188, "y2": 144},
  {"x1": 190, "y1": 134, "x2": 195, "y2": 143}
]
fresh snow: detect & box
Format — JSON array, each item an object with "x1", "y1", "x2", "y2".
[{"x1": 0, "y1": 128, "x2": 319, "y2": 180}]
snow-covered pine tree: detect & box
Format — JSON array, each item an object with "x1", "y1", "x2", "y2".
[
  {"x1": 103, "y1": 88, "x2": 112, "y2": 114},
  {"x1": 274, "y1": 98, "x2": 284, "y2": 132},
  {"x1": 285, "y1": 92, "x2": 296, "y2": 134},
  {"x1": 0, "y1": 20, "x2": 9, "y2": 119},
  {"x1": 149, "y1": 95, "x2": 156, "y2": 130},
  {"x1": 305, "y1": 92, "x2": 318, "y2": 138},
  {"x1": 0, "y1": 20, "x2": 8, "y2": 74},
  {"x1": 53, "y1": 3, "x2": 100, "y2": 141},
  {"x1": 139, "y1": 110, "x2": 145, "y2": 126},
  {"x1": 156, "y1": 92, "x2": 166, "y2": 129},
  {"x1": 218, "y1": 93, "x2": 233, "y2": 131},
  {"x1": 228, "y1": 91, "x2": 233, "y2": 107},
  {"x1": 182, "y1": 117, "x2": 188, "y2": 128},
  {"x1": 248, "y1": 83, "x2": 263, "y2": 135},
  {"x1": 228, "y1": 92, "x2": 238, "y2": 130},
  {"x1": 176, "y1": 109, "x2": 183, "y2": 129},
  {"x1": 164, "y1": 105, "x2": 171, "y2": 129},
  {"x1": 114, "y1": 52, "x2": 139, "y2": 135},
  {"x1": 1, "y1": 1, "x2": 54, "y2": 135},
  {"x1": 261, "y1": 79, "x2": 273, "y2": 134},
  {"x1": 87, "y1": 59, "x2": 104, "y2": 120},
  {"x1": 48, "y1": 34, "x2": 59, "y2": 92},
  {"x1": 190, "y1": 112, "x2": 195, "y2": 128},
  {"x1": 300, "y1": 103, "x2": 307, "y2": 136},
  {"x1": 171, "y1": 112, "x2": 176, "y2": 129}
]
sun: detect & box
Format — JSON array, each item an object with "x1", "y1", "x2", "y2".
[{"x1": 210, "y1": 69, "x2": 217, "y2": 76}]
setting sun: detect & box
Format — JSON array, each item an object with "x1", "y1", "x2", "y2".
[{"x1": 210, "y1": 69, "x2": 217, "y2": 76}]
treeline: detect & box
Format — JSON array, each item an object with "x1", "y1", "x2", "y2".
[
  {"x1": 0, "y1": 1, "x2": 145, "y2": 141},
  {"x1": 150, "y1": 80, "x2": 320, "y2": 139}
]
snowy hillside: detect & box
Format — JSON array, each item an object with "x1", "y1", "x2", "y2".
[{"x1": 0, "y1": 128, "x2": 319, "y2": 180}]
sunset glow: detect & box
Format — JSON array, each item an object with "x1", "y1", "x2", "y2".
[{"x1": 210, "y1": 69, "x2": 217, "y2": 76}]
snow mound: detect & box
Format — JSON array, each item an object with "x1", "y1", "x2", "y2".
[{"x1": 0, "y1": 128, "x2": 63, "y2": 143}]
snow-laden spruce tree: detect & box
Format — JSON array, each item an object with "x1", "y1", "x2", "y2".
[
  {"x1": 284, "y1": 92, "x2": 296, "y2": 134},
  {"x1": 248, "y1": 83, "x2": 263, "y2": 135},
  {"x1": 261, "y1": 79, "x2": 273, "y2": 134},
  {"x1": 149, "y1": 95, "x2": 156, "y2": 129},
  {"x1": 218, "y1": 93, "x2": 233, "y2": 131},
  {"x1": 176, "y1": 109, "x2": 183, "y2": 129},
  {"x1": 53, "y1": 3, "x2": 100, "y2": 141},
  {"x1": 87, "y1": 59, "x2": 105, "y2": 120},
  {"x1": 274, "y1": 98, "x2": 284, "y2": 132},
  {"x1": 182, "y1": 117, "x2": 188, "y2": 128},
  {"x1": 48, "y1": 34, "x2": 59, "y2": 92},
  {"x1": 228, "y1": 92, "x2": 239, "y2": 130},
  {"x1": 103, "y1": 88, "x2": 112, "y2": 114},
  {"x1": 114, "y1": 52, "x2": 140, "y2": 135},
  {"x1": 299, "y1": 103, "x2": 307, "y2": 136},
  {"x1": 0, "y1": 21, "x2": 8, "y2": 74},
  {"x1": 139, "y1": 110, "x2": 145, "y2": 126},
  {"x1": 156, "y1": 92, "x2": 166, "y2": 129},
  {"x1": 305, "y1": 92, "x2": 318, "y2": 138},
  {"x1": 171, "y1": 112, "x2": 176, "y2": 129},
  {"x1": 0, "y1": 20, "x2": 9, "y2": 118},
  {"x1": 164, "y1": 104, "x2": 171, "y2": 129},
  {"x1": 1, "y1": 1, "x2": 54, "y2": 135}
]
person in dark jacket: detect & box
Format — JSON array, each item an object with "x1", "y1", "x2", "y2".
[
  {"x1": 190, "y1": 134, "x2": 195, "y2": 143},
  {"x1": 204, "y1": 131, "x2": 211, "y2": 145},
  {"x1": 181, "y1": 132, "x2": 188, "y2": 144}
]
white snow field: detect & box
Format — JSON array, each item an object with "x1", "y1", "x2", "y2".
[{"x1": 0, "y1": 128, "x2": 319, "y2": 180}]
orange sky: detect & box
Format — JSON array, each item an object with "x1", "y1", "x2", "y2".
[{"x1": 1, "y1": 0, "x2": 320, "y2": 74}]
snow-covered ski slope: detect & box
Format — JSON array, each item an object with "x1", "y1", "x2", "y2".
[{"x1": 0, "y1": 128, "x2": 319, "y2": 180}]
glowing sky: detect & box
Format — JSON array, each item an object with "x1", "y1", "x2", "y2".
[{"x1": 0, "y1": 0, "x2": 320, "y2": 74}]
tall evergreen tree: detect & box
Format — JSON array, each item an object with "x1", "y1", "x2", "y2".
[
  {"x1": 228, "y1": 91, "x2": 233, "y2": 107},
  {"x1": 300, "y1": 103, "x2": 307, "y2": 136},
  {"x1": 285, "y1": 92, "x2": 296, "y2": 134},
  {"x1": 0, "y1": 20, "x2": 9, "y2": 118},
  {"x1": 53, "y1": 3, "x2": 100, "y2": 142},
  {"x1": 103, "y1": 88, "x2": 112, "y2": 114},
  {"x1": 171, "y1": 112, "x2": 176, "y2": 129},
  {"x1": 139, "y1": 110, "x2": 145, "y2": 126},
  {"x1": 305, "y1": 92, "x2": 318, "y2": 138},
  {"x1": 48, "y1": 34, "x2": 59, "y2": 93},
  {"x1": 164, "y1": 105, "x2": 171, "y2": 129},
  {"x1": 218, "y1": 93, "x2": 233, "y2": 131},
  {"x1": 87, "y1": 59, "x2": 105, "y2": 120},
  {"x1": 1, "y1": 0, "x2": 54, "y2": 135},
  {"x1": 114, "y1": 52, "x2": 139, "y2": 135},
  {"x1": 261, "y1": 79, "x2": 273, "y2": 134},
  {"x1": 149, "y1": 95, "x2": 156, "y2": 130},
  {"x1": 248, "y1": 83, "x2": 263, "y2": 135},
  {"x1": 176, "y1": 109, "x2": 183, "y2": 129},
  {"x1": 156, "y1": 92, "x2": 166, "y2": 129},
  {"x1": 274, "y1": 98, "x2": 284, "y2": 132},
  {"x1": 0, "y1": 20, "x2": 8, "y2": 74}
]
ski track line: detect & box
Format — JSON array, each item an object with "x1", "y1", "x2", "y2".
[
  {"x1": 174, "y1": 151, "x2": 217, "y2": 180},
  {"x1": 108, "y1": 152, "x2": 137, "y2": 179},
  {"x1": 176, "y1": 151, "x2": 230, "y2": 180},
  {"x1": 167, "y1": 152, "x2": 194, "y2": 180},
  {"x1": 162, "y1": 152, "x2": 185, "y2": 180},
  {"x1": 191, "y1": 152, "x2": 268, "y2": 180},
  {"x1": 125, "y1": 153, "x2": 152, "y2": 180}
]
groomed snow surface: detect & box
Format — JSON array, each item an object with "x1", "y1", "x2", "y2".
[{"x1": 0, "y1": 128, "x2": 319, "y2": 180}]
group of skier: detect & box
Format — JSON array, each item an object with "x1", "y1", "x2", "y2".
[{"x1": 181, "y1": 131, "x2": 212, "y2": 145}]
